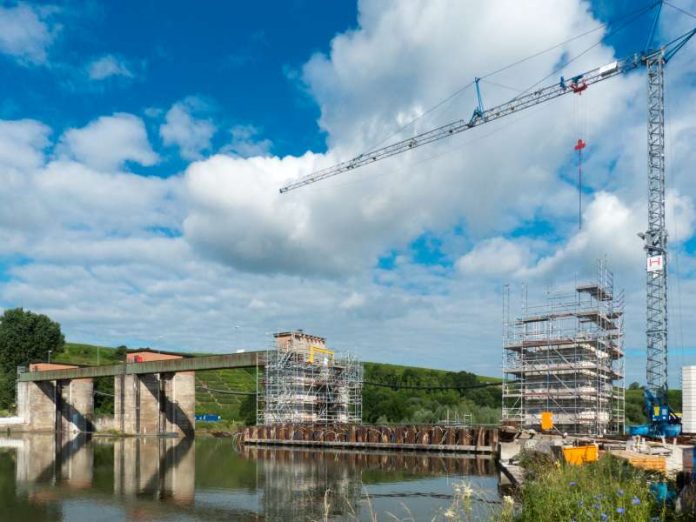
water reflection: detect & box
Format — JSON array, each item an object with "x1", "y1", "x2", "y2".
[{"x1": 0, "y1": 435, "x2": 500, "y2": 521}]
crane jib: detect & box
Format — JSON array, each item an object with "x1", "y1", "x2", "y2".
[{"x1": 278, "y1": 52, "x2": 652, "y2": 194}]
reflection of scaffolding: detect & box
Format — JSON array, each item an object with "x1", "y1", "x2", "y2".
[
  {"x1": 502, "y1": 261, "x2": 625, "y2": 435},
  {"x1": 258, "y1": 331, "x2": 363, "y2": 424}
]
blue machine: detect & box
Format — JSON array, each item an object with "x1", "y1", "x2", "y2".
[{"x1": 628, "y1": 389, "x2": 681, "y2": 438}]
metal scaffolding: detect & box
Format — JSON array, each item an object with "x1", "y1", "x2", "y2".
[
  {"x1": 258, "y1": 331, "x2": 363, "y2": 425},
  {"x1": 502, "y1": 261, "x2": 625, "y2": 435}
]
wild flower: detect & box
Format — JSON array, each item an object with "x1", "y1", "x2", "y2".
[
  {"x1": 569, "y1": 481, "x2": 577, "y2": 487},
  {"x1": 461, "y1": 484, "x2": 473, "y2": 499},
  {"x1": 631, "y1": 496, "x2": 641, "y2": 505},
  {"x1": 503, "y1": 495, "x2": 514, "y2": 508},
  {"x1": 617, "y1": 488, "x2": 624, "y2": 497},
  {"x1": 443, "y1": 508, "x2": 456, "y2": 519},
  {"x1": 600, "y1": 513, "x2": 608, "y2": 521},
  {"x1": 617, "y1": 506, "x2": 625, "y2": 514}
]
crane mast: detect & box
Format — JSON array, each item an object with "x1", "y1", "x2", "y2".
[{"x1": 644, "y1": 53, "x2": 668, "y2": 405}]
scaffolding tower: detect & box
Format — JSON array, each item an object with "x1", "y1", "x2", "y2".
[
  {"x1": 258, "y1": 331, "x2": 363, "y2": 425},
  {"x1": 502, "y1": 261, "x2": 625, "y2": 435}
]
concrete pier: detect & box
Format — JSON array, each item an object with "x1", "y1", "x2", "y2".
[
  {"x1": 114, "y1": 352, "x2": 195, "y2": 436},
  {"x1": 16, "y1": 363, "x2": 94, "y2": 433}
]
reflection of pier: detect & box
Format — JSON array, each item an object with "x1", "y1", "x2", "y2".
[
  {"x1": 3, "y1": 434, "x2": 195, "y2": 511},
  {"x1": 114, "y1": 437, "x2": 195, "y2": 505},
  {"x1": 14, "y1": 433, "x2": 93, "y2": 489}
]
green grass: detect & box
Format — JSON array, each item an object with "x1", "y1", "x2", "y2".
[
  {"x1": 517, "y1": 453, "x2": 666, "y2": 521},
  {"x1": 53, "y1": 342, "x2": 501, "y2": 426},
  {"x1": 53, "y1": 343, "x2": 119, "y2": 366}
]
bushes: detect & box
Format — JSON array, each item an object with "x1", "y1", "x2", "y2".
[{"x1": 362, "y1": 362, "x2": 502, "y2": 424}]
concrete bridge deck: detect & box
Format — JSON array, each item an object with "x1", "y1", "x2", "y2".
[{"x1": 18, "y1": 351, "x2": 265, "y2": 382}]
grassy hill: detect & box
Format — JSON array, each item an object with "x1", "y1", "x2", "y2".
[
  {"x1": 52, "y1": 342, "x2": 502, "y2": 426},
  {"x1": 53, "y1": 343, "x2": 685, "y2": 429}
]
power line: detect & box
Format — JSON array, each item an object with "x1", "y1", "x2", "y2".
[
  {"x1": 363, "y1": 380, "x2": 503, "y2": 391},
  {"x1": 196, "y1": 385, "x2": 256, "y2": 396}
]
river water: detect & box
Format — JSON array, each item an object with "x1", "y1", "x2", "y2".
[{"x1": 0, "y1": 434, "x2": 502, "y2": 521}]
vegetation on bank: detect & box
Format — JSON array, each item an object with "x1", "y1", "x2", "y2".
[
  {"x1": 516, "y1": 453, "x2": 670, "y2": 521},
  {"x1": 0, "y1": 320, "x2": 682, "y2": 430},
  {"x1": 362, "y1": 362, "x2": 501, "y2": 425},
  {"x1": 0, "y1": 308, "x2": 65, "y2": 409}
]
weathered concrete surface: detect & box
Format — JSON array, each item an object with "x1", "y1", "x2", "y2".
[
  {"x1": 16, "y1": 363, "x2": 94, "y2": 433},
  {"x1": 16, "y1": 377, "x2": 94, "y2": 433},
  {"x1": 16, "y1": 380, "x2": 57, "y2": 432},
  {"x1": 114, "y1": 366, "x2": 195, "y2": 435},
  {"x1": 18, "y1": 351, "x2": 264, "y2": 382}
]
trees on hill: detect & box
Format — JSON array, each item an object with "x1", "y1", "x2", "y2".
[{"x1": 0, "y1": 308, "x2": 65, "y2": 408}]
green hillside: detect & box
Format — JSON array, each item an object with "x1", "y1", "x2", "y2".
[
  {"x1": 52, "y1": 342, "x2": 502, "y2": 426},
  {"x1": 42, "y1": 343, "x2": 687, "y2": 429}
]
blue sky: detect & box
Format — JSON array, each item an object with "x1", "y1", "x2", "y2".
[{"x1": 0, "y1": 1, "x2": 696, "y2": 387}]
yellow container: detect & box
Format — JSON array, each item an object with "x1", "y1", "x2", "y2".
[{"x1": 563, "y1": 445, "x2": 599, "y2": 465}]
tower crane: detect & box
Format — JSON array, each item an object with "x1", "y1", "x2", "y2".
[{"x1": 280, "y1": 27, "x2": 696, "y2": 437}]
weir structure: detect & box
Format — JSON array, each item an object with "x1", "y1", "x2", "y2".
[
  {"x1": 15, "y1": 349, "x2": 264, "y2": 436},
  {"x1": 258, "y1": 331, "x2": 363, "y2": 425},
  {"x1": 502, "y1": 261, "x2": 625, "y2": 435}
]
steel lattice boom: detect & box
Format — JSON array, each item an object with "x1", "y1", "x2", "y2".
[{"x1": 279, "y1": 56, "x2": 642, "y2": 193}]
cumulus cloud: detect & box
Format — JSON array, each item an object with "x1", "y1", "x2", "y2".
[
  {"x1": 160, "y1": 97, "x2": 216, "y2": 160},
  {"x1": 0, "y1": 119, "x2": 51, "y2": 170},
  {"x1": 0, "y1": 3, "x2": 58, "y2": 65},
  {"x1": 87, "y1": 54, "x2": 133, "y2": 80},
  {"x1": 223, "y1": 124, "x2": 272, "y2": 158},
  {"x1": 57, "y1": 113, "x2": 158, "y2": 171},
  {"x1": 457, "y1": 237, "x2": 532, "y2": 277},
  {"x1": 2, "y1": 1, "x2": 696, "y2": 382},
  {"x1": 183, "y1": 0, "x2": 638, "y2": 278}
]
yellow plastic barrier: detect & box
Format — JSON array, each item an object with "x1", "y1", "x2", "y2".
[
  {"x1": 540, "y1": 411, "x2": 553, "y2": 431},
  {"x1": 563, "y1": 445, "x2": 599, "y2": 465}
]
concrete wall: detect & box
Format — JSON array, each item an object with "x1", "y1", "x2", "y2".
[
  {"x1": 18, "y1": 363, "x2": 94, "y2": 434},
  {"x1": 17, "y1": 380, "x2": 58, "y2": 432},
  {"x1": 114, "y1": 371, "x2": 195, "y2": 436}
]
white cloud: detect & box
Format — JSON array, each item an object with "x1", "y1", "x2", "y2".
[
  {"x1": 87, "y1": 54, "x2": 133, "y2": 80},
  {"x1": 0, "y1": 4, "x2": 57, "y2": 65},
  {"x1": 0, "y1": 119, "x2": 51, "y2": 170},
  {"x1": 223, "y1": 124, "x2": 272, "y2": 158},
  {"x1": 2, "y1": 1, "x2": 696, "y2": 384},
  {"x1": 160, "y1": 97, "x2": 216, "y2": 160},
  {"x1": 457, "y1": 237, "x2": 531, "y2": 277},
  {"x1": 57, "y1": 113, "x2": 158, "y2": 171}
]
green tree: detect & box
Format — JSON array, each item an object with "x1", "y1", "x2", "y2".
[
  {"x1": 0, "y1": 308, "x2": 65, "y2": 408},
  {"x1": 628, "y1": 381, "x2": 642, "y2": 390},
  {"x1": 114, "y1": 345, "x2": 128, "y2": 361}
]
